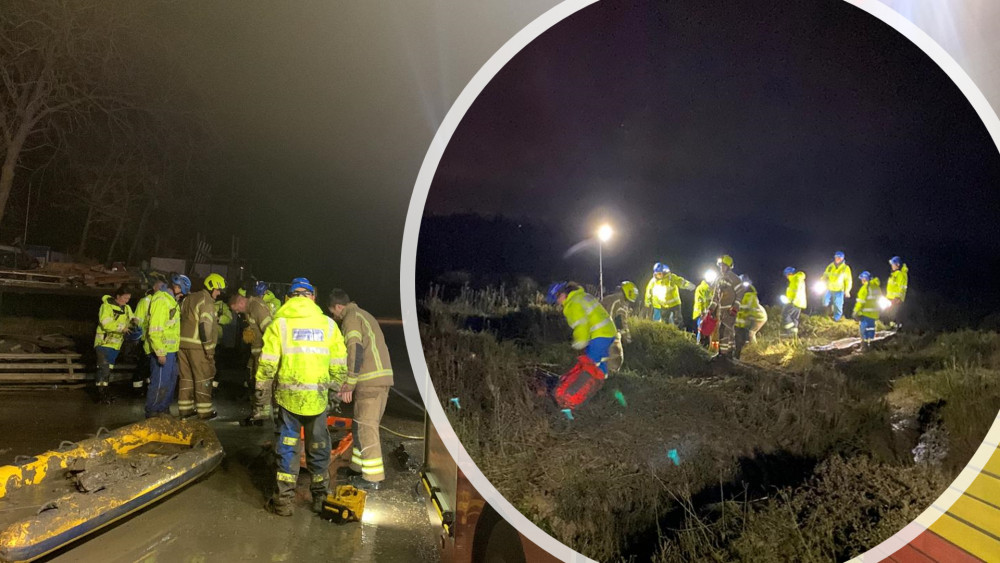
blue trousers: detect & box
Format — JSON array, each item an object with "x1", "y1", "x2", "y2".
[
  {"x1": 145, "y1": 352, "x2": 178, "y2": 418},
  {"x1": 95, "y1": 346, "x2": 120, "y2": 386},
  {"x1": 585, "y1": 336, "x2": 615, "y2": 374},
  {"x1": 652, "y1": 306, "x2": 683, "y2": 328},
  {"x1": 859, "y1": 317, "x2": 876, "y2": 342},
  {"x1": 275, "y1": 407, "x2": 331, "y2": 504},
  {"x1": 695, "y1": 317, "x2": 703, "y2": 343},
  {"x1": 823, "y1": 290, "x2": 845, "y2": 321}
]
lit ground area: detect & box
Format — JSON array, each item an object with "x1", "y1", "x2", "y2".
[{"x1": 0, "y1": 329, "x2": 437, "y2": 563}]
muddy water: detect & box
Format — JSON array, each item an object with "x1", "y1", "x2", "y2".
[{"x1": 0, "y1": 325, "x2": 438, "y2": 562}]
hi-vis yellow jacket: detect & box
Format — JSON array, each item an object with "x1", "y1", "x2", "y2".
[
  {"x1": 134, "y1": 291, "x2": 155, "y2": 353},
  {"x1": 147, "y1": 290, "x2": 180, "y2": 357},
  {"x1": 853, "y1": 278, "x2": 883, "y2": 320},
  {"x1": 692, "y1": 281, "x2": 714, "y2": 319},
  {"x1": 786, "y1": 271, "x2": 807, "y2": 309},
  {"x1": 563, "y1": 287, "x2": 616, "y2": 350},
  {"x1": 823, "y1": 262, "x2": 853, "y2": 293},
  {"x1": 645, "y1": 274, "x2": 694, "y2": 309},
  {"x1": 339, "y1": 303, "x2": 394, "y2": 391},
  {"x1": 736, "y1": 287, "x2": 767, "y2": 328},
  {"x1": 886, "y1": 265, "x2": 909, "y2": 301},
  {"x1": 255, "y1": 296, "x2": 348, "y2": 416},
  {"x1": 263, "y1": 290, "x2": 282, "y2": 314},
  {"x1": 94, "y1": 295, "x2": 133, "y2": 351}
]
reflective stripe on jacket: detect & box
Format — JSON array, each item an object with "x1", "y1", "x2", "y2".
[
  {"x1": 824, "y1": 262, "x2": 853, "y2": 293},
  {"x1": 786, "y1": 271, "x2": 807, "y2": 309},
  {"x1": 712, "y1": 270, "x2": 746, "y2": 309},
  {"x1": 692, "y1": 281, "x2": 713, "y2": 319},
  {"x1": 94, "y1": 295, "x2": 133, "y2": 351},
  {"x1": 147, "y1": 290, "x2": 180, "y2": 357},
  {"x1": 180, "y1": 289, "x2": 217, "y2": 351},
  {"x1": 735, "y1": 287, "x2": 767, "y2": 328},
  {"x1": 339, "y1": 303, "x2": 394, "y2": 391},
  {"x1": 853, "y1": 278, "x2": 883, "y2": 320},
  {"x1": 563, "y1": 288, "x2": 616, "y2": 350},
  {"x1": 255, "y1": 296, "x2": 348, "y2": 416},
  {"x1": 886, "y1": 266, "x2": 908, "y2": 301}
]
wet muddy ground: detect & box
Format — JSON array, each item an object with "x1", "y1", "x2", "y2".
[{"x1": 0, "y1": 326, "x2": 438, "y2": 563}]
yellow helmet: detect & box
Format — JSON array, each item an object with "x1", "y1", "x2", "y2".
[
  {"x1": 717, "y1": 255, "x2": 734, "y2": 268},
  {"x1": 204, "y1": 273, "x2": 227, "y2": 292},
  {"x1": 620, "y1": 281, "x2": 638, "y2": 302}
]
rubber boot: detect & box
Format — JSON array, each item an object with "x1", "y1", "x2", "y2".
[
  {"x1": 311, "y1": 493, "x2": 326, "y2": 514},
  {"x1": 265, "y1": 498, "x2": 293, "y2": 517}
]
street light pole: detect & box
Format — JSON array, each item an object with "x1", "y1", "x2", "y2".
[
  {"x1": 598, "y1": 239, "x2": 604, "y2": 300},
  {"x1": 596, "y1": 223, "x2": 613, "y2": 300}
]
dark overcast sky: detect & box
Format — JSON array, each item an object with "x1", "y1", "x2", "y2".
[
  {"x1": 421, "y1": 0, "x2": 1000, "y2": 307},
  {"x1": 125, "y1": 1, "x2": 558, "y2": 316}
]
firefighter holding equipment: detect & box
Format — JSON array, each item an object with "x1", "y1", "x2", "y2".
[
  {"x1": 253, "y1": 278, "x2": 348, "y2": 516},
  {"x1": 329, "y1": 289, "x2": 394, "y2": 491},
  {"x1": 710, "y1": 255, "x2": 747, "y2": 358}
]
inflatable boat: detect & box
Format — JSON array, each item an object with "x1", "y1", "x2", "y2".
[{"x1": 0, "y1": 417, "x2": 223, "y2": 562}]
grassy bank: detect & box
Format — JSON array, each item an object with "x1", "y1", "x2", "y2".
[{"x1": 420, "y1": 297, "x2": 1000, "y2": 560}]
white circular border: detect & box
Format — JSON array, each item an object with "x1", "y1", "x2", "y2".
[{"x1": 399, "y1": 2, "x2": 1000, "y2": 561}]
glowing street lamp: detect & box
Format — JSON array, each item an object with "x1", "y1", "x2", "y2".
[{"x1": 597, "y1": 224, "x2": 613, "y2": 299}]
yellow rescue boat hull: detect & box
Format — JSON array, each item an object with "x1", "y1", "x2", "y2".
[{"x1": 0, "y1": 417, "x2": 223, "y2": 562}]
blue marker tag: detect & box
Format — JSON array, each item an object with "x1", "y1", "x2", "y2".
[
  {"x1": 449, "y1": 397, "x2": 461, "y2": 410},
  {"x1": 667, "y1": 449, "x2": 680, "y2": 466},
  {"x1": 292, "y1": 328, "x2": 324, "y2": 342},
  {"x1": 561, "y1": 409, "x2": 574, "y2": 421}
]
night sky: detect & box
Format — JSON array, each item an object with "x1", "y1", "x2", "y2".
[
  {"x1": 41, "y1": 1, "x2": 555, "y2": 317},
  {"x1": 422, "y1": 0, "x2": 1000, "y2": 315}
]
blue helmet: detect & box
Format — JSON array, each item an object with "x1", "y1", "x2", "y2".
[
  {"x1": 783, "y1": 267, "x2": 796, "y2": 277},
  {"x1": 126, "y1": 326, "x2": 144, "y2": 342},
  {"x1": 253, "y1": 280, "x2": 268, "y2": 297},
  {"x1": 653, "y1": 262, "x2": 668, "y2": 274},
  {"x1": 288, "y1": 277, "x2": 315, "y2": 295},
  {"x1": 171, "y1": 274, "x2": 191, "y2": 295},
  {"x1": 834, "y1": 251, "x2": 845, "y2": 260},
  {"x1": 546, "y1": 282, "x2": 568, "y2": 305},
  {"x1": 889, "y1": 256, "x2": 902, "y2": 266},
  {"x1": 859, "y1": 270, "x2": 871, "y2": 282}
]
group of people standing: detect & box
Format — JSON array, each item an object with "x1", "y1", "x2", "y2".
[
  {"x1": 93, "y1": 273, "x2": 395, "y2": 516},
  {"x1": 543, "y1": 251, "x2": 910, "y2": 413}
]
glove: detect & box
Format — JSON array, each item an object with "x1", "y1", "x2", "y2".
[{"x1": 242, "y1": 327, "x2": 255, "y2": 344}]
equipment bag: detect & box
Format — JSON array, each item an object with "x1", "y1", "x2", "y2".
[
  {"x1": 553, "y1": 355, "x2": 606, "y2": 410},
  {"x1": 699, "y1": 312, "x2": 718, "y2": 337}
]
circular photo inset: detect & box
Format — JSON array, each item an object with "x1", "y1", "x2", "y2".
[{"x1": 406, "y1": 0, "x2": 1000, "y2": 561}]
